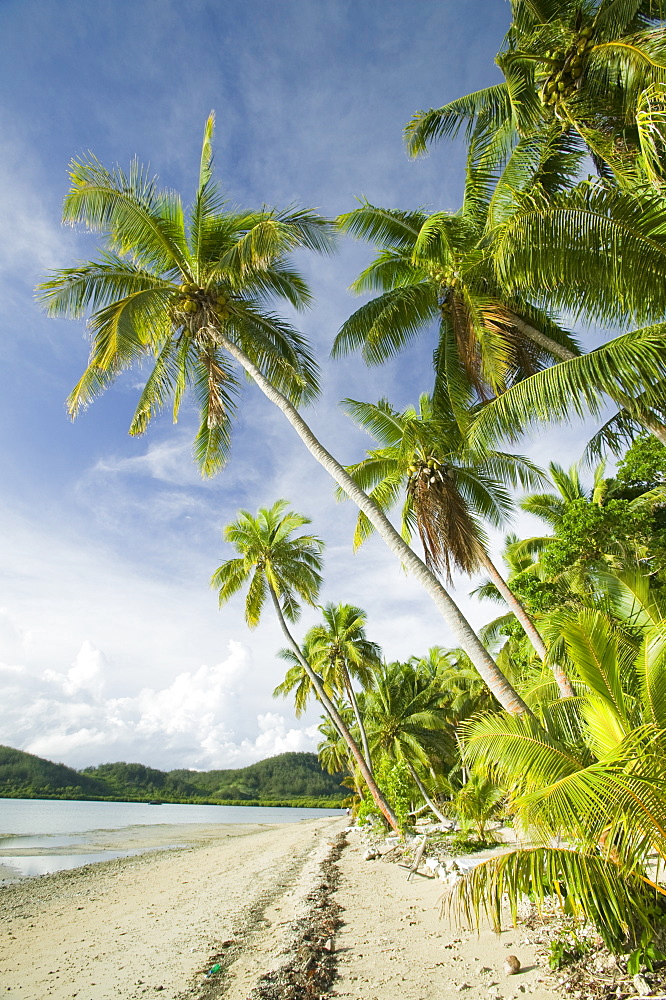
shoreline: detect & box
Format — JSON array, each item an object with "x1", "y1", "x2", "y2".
[{"x1": 0, "y1": 818, "x2": 565, "y2": 1000}]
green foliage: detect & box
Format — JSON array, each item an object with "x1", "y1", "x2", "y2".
[
  {"x1": 548, "y1": 927, "x2": 591, "y2": 970},
  {"x1": 627, "y1": 929, "x2": 666, "y2": 974},
  {"x1": 451, "y1": 772, "x2": 504, "y2": 840},
  {"x1": 0, "y1": 745, "x2": 109, "y2": 798},
  {"x1": 615, "y1": 434, "x2": 666, "y2": 492},
  {"x1": 539, "y1": 497, "x2": 652, "y2": 577},
  {"x1": 0, "y1": 747, "x2": 345, "y2": 805},
  {"x1": 358, "y1": 757, "x2": 413, "y2": 830},
  {"x1": 170, "y1": 752, "x2": 345, "y2": 801}
]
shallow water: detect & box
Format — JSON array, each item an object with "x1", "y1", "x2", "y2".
[
  {"x1": 0, "y1": 850, "x2": 149, "y2": 878},
  {"x1": 0, "y1": 797, "x2": 342, "y2": 836},
  {"x1": 0, "y1": 797, "x2": 343, "y2": 882}
]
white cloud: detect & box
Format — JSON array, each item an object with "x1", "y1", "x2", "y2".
[
  {"x1": 44, "y1": 641, "x2": 108, "y2": 700},
  {"x1": 1, "y1": 639, "x2": 320, "y2": 771}
]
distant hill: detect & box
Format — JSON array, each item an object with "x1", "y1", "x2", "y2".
[
  {"x1": 0, "y1": 745, "x2": 109, "y2": 799},
  {"x1": 0, "y1": 746, "x2": 345, "y2": 805},
  {"x1": 170, "y1": 751, "x2": 344, "y2": 800}
]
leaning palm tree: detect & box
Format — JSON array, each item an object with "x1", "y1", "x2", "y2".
[
  {"x1": 273, "y1": 603, "x2": 379, "y2": 772},
  {"x1": 211, "y1": 499, "x2": 399, "y2": 830},
  {"x1": 306, "y1": 603, "x2": 380, "y2": 772},
  {"x1": 340, "y1": 393, "x2": 575, "y2": 697},
  {"x1": 37, "y1": 113, "x2": 530, "y2": 718}
]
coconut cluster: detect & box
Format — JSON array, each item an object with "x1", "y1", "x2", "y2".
[
  {"x1": 408, "y1": 456, "x2": 454, "y2": 487},
  {"x1": 539, "y1": 23, "x2": 595, "y2": 107},
  {"x1": 172, "y1": 282, "x2": 233, "y2": 328}
]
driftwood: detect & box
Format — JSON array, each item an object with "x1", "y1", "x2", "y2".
[{"x1": 405, "y1": 834, "x2": 427, "y2": 881}]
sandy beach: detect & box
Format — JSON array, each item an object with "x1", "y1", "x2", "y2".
[{"x1": 0, "y1": 817, "x2": 565, "y2": 1000}]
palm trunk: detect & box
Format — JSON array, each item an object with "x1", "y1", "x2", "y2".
[
  {"x1": 512, "y1": 317, "x2": 666, "y2": 446},
  {"x1": 479, "y1": 553, "x2": 576, "y2": 699},
  {"x1": 343, "y1": 671, "x2": 373, "y2": 776},
  {"x1": 405, "y1": 759, "x2": 449, "y2": 825},
  {"x1": 267, "y1": 584, "x2": 400, "y2": 831},
  {"x1": 217, "y1": 330, "x2": 531, "y2": 718}
]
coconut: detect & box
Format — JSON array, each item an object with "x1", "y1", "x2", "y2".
[{"x1": 504, "y1": 955, "x2": 521, "y2": 976}]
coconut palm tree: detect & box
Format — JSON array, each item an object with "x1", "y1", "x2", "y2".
[
  {"x1": 405, "y1": 0, "x2": 666, "y2": 185},
  {"x1": 364, "y1": 660, "x2": 454, "y2": 823},
  {"x1": 332, "y1": 192, "x2": 580, "y2": 429},
  {"x1": 340, "y1": 393, "x2": 575, "y2": 697},
  {"x1": 305, "y1": 603, "x2": 379, "y2": 772},
  {"x1": 273, "y1": 602, "x2": 379, "y2": 772},
  {"x1": 37, "y1": 114, "x2": 531, "y2": 718},
  {"x1": 211, "y1": 499, "x2": 399, "y2": 830}
]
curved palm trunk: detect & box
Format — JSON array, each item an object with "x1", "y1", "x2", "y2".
[
  {"x1": 479, "y1": 553, "x2": 576, "y2": 699},
  {"x1": 267, "y1": 584, "x2": 400, "y2": 831},
  {"x1": 343, "y1": 671, "x2": 374, "y2": 776},
  {"x1": 218, "y1": 330, "x2": 531, "y2": 718},
  {"x1": 513, "y1": 317, "x2": 666, "y2": 446},
  {"x1": 405, "y1": 759, "x2": 449, "y2": 825}
]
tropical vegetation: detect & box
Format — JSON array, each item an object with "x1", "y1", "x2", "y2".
[
  {"x1": 0, "y1": 746, "x2": 345, "y2": 805},
  {"x1": 37, "y1": 0, "x2": 666, "y2": 959}
]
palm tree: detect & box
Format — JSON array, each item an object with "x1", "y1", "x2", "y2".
[
  {"x1": 37, "y1": 114, "x2": 531, "y2": 718},
  {"x1": 364, "y1": 660, "x2": 453, "y2": 824},
  {"x1": 405, "y1": 0, "x2": 666, "y2": 185},
  {"x1": 211, "y1": 499, "x2": 399, "y2": 830},
  {"x1": 306, "y1": 603, "x2": 379, "y2": 772},
  {"x1": 332, "y1": 193, "x2": 580, "y2": 428},
  {"x1": 449, "y1": 575, "x2": 666, "y2": 950},
  {"x1": 340, "y1": 393, "x2": 575, "y2": 697},
  {"x1": 273, "y1": 602, "x2": 379, "y2": 772}
]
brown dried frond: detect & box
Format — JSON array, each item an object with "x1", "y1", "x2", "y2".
[
  {"x1": 409, "y1": 463, "x2": 485, "y2": 581},
  {"x1": 199, "y1": 345, "x2": 228, "y2": 428},
  {"x1": 446, "y1": 294, "x2": 492, "y2": 401}
]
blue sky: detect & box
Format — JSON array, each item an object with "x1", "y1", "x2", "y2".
[{"x1": 0, "y1": 0, "x2": 598, "y2": 772}]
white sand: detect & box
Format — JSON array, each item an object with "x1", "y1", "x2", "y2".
[{"x1": 0, "y1": 819, "x2": 564, "y2": 1000}]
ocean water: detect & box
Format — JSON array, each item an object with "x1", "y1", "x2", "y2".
[{"x1": 0, "y1": 797, "x2": 343, "y2": 882}]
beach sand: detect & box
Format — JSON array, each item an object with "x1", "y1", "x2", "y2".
[{"x1": 0, "y1": 818, "x2": 564, "y2": 1000}]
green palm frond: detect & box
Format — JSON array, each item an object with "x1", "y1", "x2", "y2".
[
  {"x1": 470, "y1": 325, "x2": 666, "y2": 448},
  {"x1": 447, "y1": 846, "x2": 660, "y2": 950},
  {"x1": 404, "y1": 84, "x2": 512, "y2": 157},
  {"x1": 331, "y1": 283, "x2": 438, "y2": 364},
  {"x1": 493, "y1": 183, "x2": 666, "y2": 326},
  {"x1": 336, "y1": 203, "x2": 425, "y2": 248}
]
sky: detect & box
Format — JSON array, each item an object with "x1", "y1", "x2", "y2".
[{"x1": 0, "y1": 0, "x2": 602, "y2": 773}]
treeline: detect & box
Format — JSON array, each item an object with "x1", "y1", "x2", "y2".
[{"x1": 0, "y1": 746, "x2": 345, "y2": 806}]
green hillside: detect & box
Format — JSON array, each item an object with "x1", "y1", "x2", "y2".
[
  {"x1": 170, "y1": 751, "x2": 345, "y2": 800},
  {"x1": 0, "y1": 746, "x2": 345, "y2": 805},
  {"x1": 0, "y1": 745, "x2": 109, "y2": 799}
]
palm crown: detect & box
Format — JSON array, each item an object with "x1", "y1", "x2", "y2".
[
  {"x1": 340, "y1": 393, "x2": 543, "y2": 579},
  {"x1": 37, "y1": 114, "x2": 335, "y2": 476},
  {"x1": 405, "y1": 0, "x2": 666, "y2": 186},
  {"x1": 211, "y1": 499, "x2": 324, "y2": 627},
  {"x1": 333, "y1": 194, "x2": 579, "y2": 426}
]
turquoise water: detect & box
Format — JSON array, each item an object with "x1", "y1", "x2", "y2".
[{"x1": 0, "y1": 798, "x2": 343, "y2": 882}]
